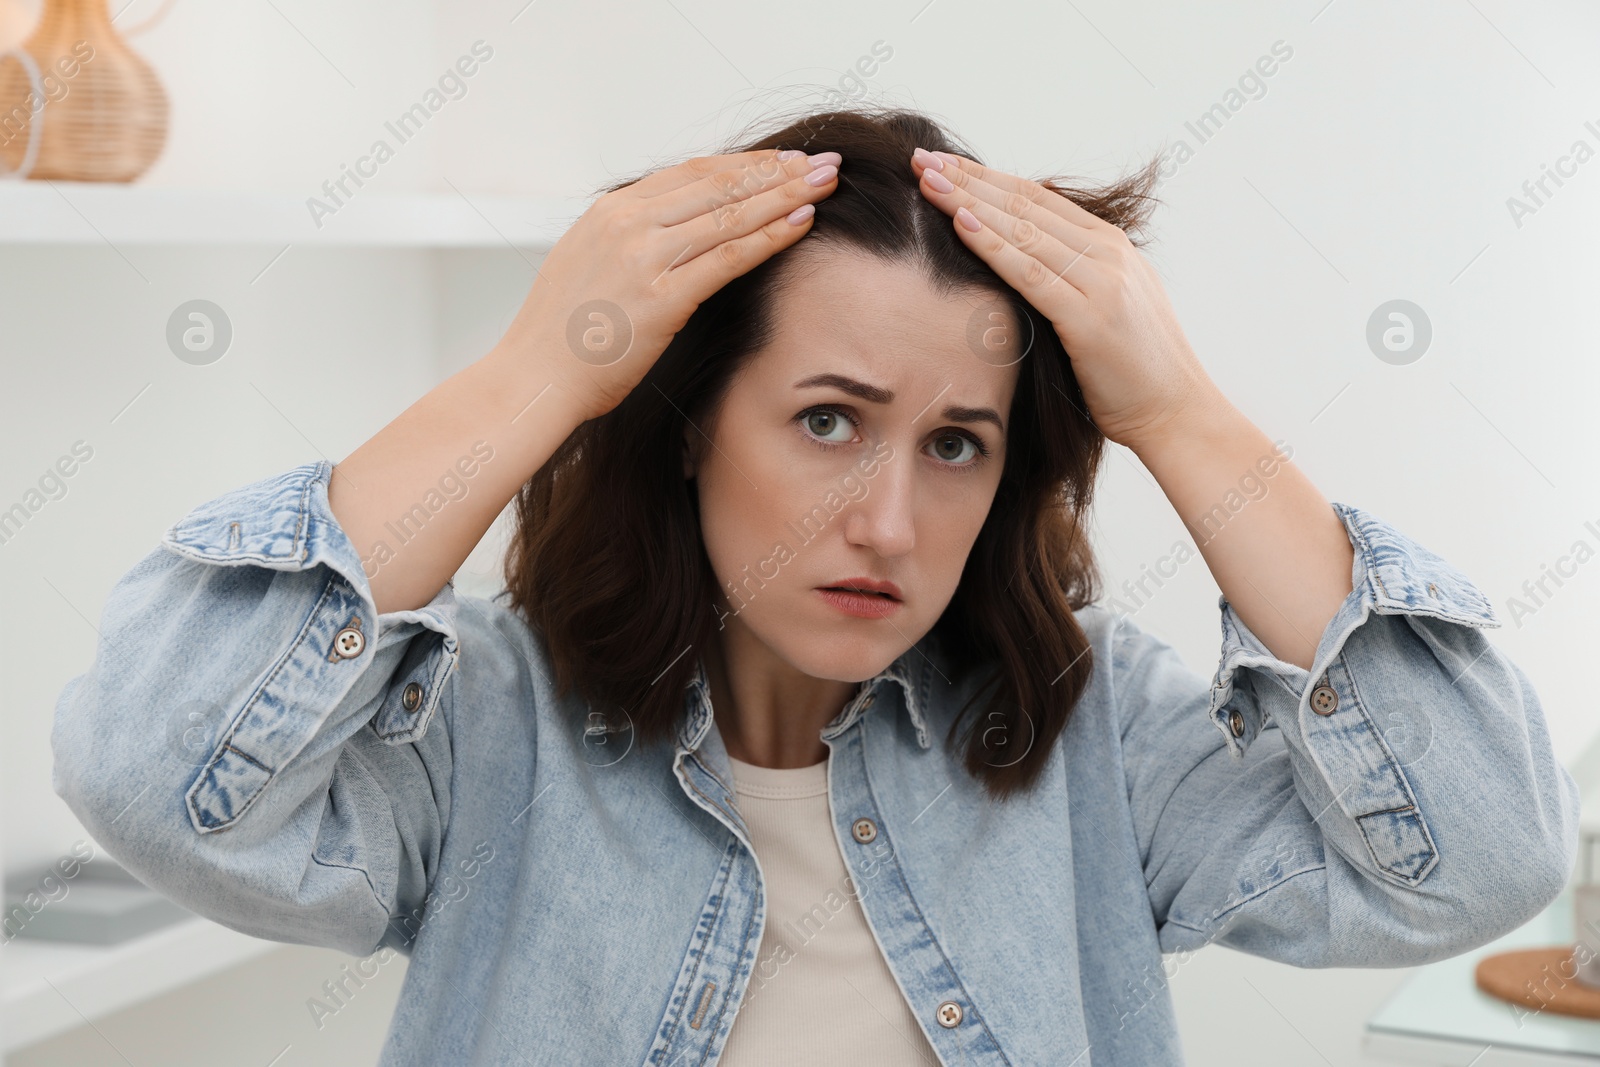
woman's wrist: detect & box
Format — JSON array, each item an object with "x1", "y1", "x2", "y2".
[
  {"x1": 1122, "y1": 380, "x2": 1239, "y2": 465},
  {"x1": 479, "y1": 336, "x2": 601, "y2": 428}
]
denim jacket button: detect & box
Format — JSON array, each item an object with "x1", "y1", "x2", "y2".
[
  {"x1": 1310, "y1": 685, "x2": 1339, "y2": 716},
  {"x1": 851, "y1": 818, "x2": 878, "y2": 844},
  {"x1": 333, "y1": 626, "x2": 365, "y2": 659},
  {"x1": 936, "y1": 1000, "x2": 963, "y2": 1028},
  {"x1": 401, "y1": 682, "x2": 424, "y2": 713},
  {"x1": 1228, "y1": 709, "x2": 1245, "y2": 738}
]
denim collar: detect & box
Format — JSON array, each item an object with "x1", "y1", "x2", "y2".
[{"x1": 676, "y1": 634, "x2": 937, "y2": 753}]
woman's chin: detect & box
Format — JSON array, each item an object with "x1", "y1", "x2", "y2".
[{"x1": 778, "y1": 631, "x2": 914, "y2": 686}]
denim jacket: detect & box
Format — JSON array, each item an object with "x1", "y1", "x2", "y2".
[{"x1": 51, "y1": 460, "x2": 1579, "y2": 1066}]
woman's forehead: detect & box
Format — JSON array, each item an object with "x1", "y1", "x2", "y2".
[{"x1": 752, "y1": 249, "x2": 1021, "y2": 404}]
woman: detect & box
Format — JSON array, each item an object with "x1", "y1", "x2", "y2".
[{"x1": 52, "y1": 107, "x2": 1578, "y2": 1065}]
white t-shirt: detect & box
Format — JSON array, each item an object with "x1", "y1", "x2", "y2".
[{"x1": 719, "y1": 752, "x2": 940, "y2": 1065}]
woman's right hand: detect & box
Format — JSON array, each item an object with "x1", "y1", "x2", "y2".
[
  {"x1": 495, "y1": 147, "x2": 843, "y2": 422},
  {"x1": 329, "y1": 148, "x2": 839, "y2": 615}
]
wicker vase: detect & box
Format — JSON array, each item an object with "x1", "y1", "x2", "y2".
[{"x1": 0, "y1": 0, "x2": 168, "y2": 181}]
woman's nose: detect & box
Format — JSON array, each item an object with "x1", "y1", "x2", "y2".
[{"x1": 842, "y1": 460, "x2": 916, "y2": 557}]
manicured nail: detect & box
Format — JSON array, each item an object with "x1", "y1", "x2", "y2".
[
  {"x1": 924, "y1": 168, "x2": 954, "y2": 193},
  {"x1": 956, "y1": 206, "x2": 981, "y2": 232},
  {"x1": 912, "y1": 146, "x2": 943, "y2": 170},
  {"x1": 806, "y1": 151, "x2": 841, "y2": 168},
  {"x1": 805, "y1": 164, "x2": 838, "y2": 186},
  {"x1": 787, "y1": 203, "x2": 815, "y2": 225},
  {"x1": 934, "y1": 150, "x2": 961, "y2": 167},
  {"x1": 778, "y1": 149, "x2": 803, "y2": 161}
]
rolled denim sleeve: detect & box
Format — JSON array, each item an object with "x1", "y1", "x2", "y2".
[
  {"x1": 50, "y1": 460, "x2": 460, "y2": 957},
  {"x1": 1118, "y1": 502, "x2": 1581, "y2": 968}
]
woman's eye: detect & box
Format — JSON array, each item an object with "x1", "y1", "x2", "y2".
[
  {"x1": 799, "y1": 406, "x2": 991, "y2": 471},
  {"x1": 803, "y1": 409, "x2": 856, "y2": 444},
  {"x1": 929, "y1": 434, "x2": 980, "y2": 466}
]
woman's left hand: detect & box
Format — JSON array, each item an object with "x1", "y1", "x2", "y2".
[{"x1": 910, "y1": 147, "x2": 1221, "y2": 452}]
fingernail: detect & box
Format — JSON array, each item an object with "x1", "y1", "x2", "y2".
[
  {"x1": 956, "y1": 206, "x2": 981, "y2": 232},
  {"x1": 912, "y1": 146, "x2": 942, "y2": 170},
  {"x1": 924, "y1": 168, "x2": 954, "y2": 194},
  {"x1": 806, "y1": 151, "x2": 841, "y2": 168},
  {"x1": 934, "y1": 150, "x2": 961, "y2": 167},
  {"x1": 777, "y1": 149, "x2": 803, "y2": 161},
  {"x1": 787, "y1": 203, "x2": 815, "y2": 225},
  {"x1": 805, "y1": 163, "x2": 838, "y2": 186}
]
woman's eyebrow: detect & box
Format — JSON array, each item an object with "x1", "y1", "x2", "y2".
[{"x1": 792, "y1": 372, "x2": 1005, "y2": 434}]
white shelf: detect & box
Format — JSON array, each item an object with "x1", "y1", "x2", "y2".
[
  {"x1": 1, "y1": 915, "x2": 281, "y2": 1051},
  {"x1": 0, "y1": 180, "x2": 573, "y2": 247}
]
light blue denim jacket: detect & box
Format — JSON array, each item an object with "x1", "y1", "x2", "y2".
[{"x1": 51, "y1": 460, "x2": 1580, "y2": 1065}]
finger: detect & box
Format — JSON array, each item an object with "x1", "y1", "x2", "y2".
[
  {"x1": 913, "y1": 150, "x2": 1100, "y2": 267},
  {"x1": 663, "y1": 160, "x2": 838, "y2": 260},
  {"x1": 937, "y1": 166, "x2": 1101, "y2": 264},
  {"x1": 668, "y1": 196, "x2": 820, "y2": 298},
  {"x1": 917, "y1": 163, "x2": 1101, "y2": 295},
  {"x1": 652, "y1": 149, "x2": 838, "y2": 229},
  {"x1": 916, "y1": 149, "x2": 1120, "y2": 239},
  {"x1": 625, "y1": 148, "x2": 786, "y2": 200},
  {"x1": 944, "y1": 198, "x2": 1097, "y2": 309}
]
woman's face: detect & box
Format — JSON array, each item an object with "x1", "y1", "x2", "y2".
[{"x1": 684, "y1": 246, "x2": 1022, "y2": 684}]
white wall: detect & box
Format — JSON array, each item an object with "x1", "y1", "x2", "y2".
[{"x1": 3, "y1": 0, "x2": 1597, "y2": 1062}]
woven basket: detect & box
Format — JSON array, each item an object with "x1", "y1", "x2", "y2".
[{"x1": 0, "y1": 0, "x2": 168, "y2": 181}]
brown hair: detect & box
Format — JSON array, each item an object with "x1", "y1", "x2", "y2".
[{"x1": 505, "y1": 104, "x2": 1164, "y2": 799}]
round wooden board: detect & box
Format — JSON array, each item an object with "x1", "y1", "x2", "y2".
[{"x1": 1475, "y1": 946, "x2": 1600, "y2": 1019}]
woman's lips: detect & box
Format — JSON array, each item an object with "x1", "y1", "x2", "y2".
[{"x1": 816, "y1": 587, "x2": 903, "y2": 619}]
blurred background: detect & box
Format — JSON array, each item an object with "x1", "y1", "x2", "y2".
[{"x1": 1, "y1": 0, "x2": 1597, "y2": 1063}]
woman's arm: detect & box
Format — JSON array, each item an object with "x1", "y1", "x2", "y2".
[
  {"x1": 910, "y1": 148, "x2": 1579, "y2": 967},
  {"x1": 907, "y1": 148, "x2": 1350, "y2": 668},
  {"x1": 1128, "y1": 389, "x2": 1353, "y2": 671},
  {"x1": 332, "y1": 146, "x2": 840, "y2": 616},
  {"x1": 327, "y1": 346, "x2": 591, "y2": 616},
  {"x1": 1107, "y1": 550, "x2": 1578, "y2": 967}
]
